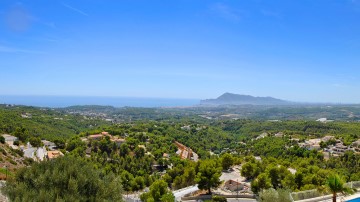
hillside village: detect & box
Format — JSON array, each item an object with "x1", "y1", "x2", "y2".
[
  {"x1": 256, "y1": 132, "x2": 360, "y2": 159},
  {"x1": 1, "y1": 134, "x2": 64, "y2": 163},
  {"x1": 81, "y1": 131, "x2": 200, "y2": 163},
  {"x1": 2, "y1": 130, "x2": 200, "y2": 166},
  {"x1": 3, "y1": 126, "x2": 359, "y2": 177},
  {"x1": 1, "y1": 118, "x2": 360, "y2": 200}
]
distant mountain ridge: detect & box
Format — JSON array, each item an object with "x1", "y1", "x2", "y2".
[{"x1": 200, "y1": 93, "x2": 293, "y2": 106}]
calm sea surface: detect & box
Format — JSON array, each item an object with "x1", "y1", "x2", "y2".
[{"x1": 0, "y1": 95, "x2": 199, "y2": 108}]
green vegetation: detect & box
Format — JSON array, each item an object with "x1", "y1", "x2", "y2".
[
  {"x1": 2, "y1": 105, "x2": 360, "y2": 201},
  {"x1": 29, "y1": 136, "x2": 42, "y2": 147},
  {"x1": 196, "y1": 160, "x2": 222, "y2": 194},
  {"x1": 140, "y1": 180, "x2": 174, "y2": 202},
  {"x1": 218, "y1": 119, "x2": 360, "y2": 144},
  {"x1": 205, "y1": 195, "x2": 228, "y2": 202},
  {"x1": 61, "y1": 104, "x2": 360, "y2": 122},
  {"x1": 0, "y1": 105, "x2": 110, "y2": 142},
  {"x1": 258, "y1": 188, "x2": 292, "y2": 202},
  {"x1": 221, "y1": 153, "x2": 234, "y2": 170},
  {"x1": 82, "y1": 121, "x2": 236, "y2": 158},
  {"x1": 0, "y1": 143, "x2": 29, "y2": 179},
  {"x1": 2, "y1": 156, "x2": 123, "y2": 201},
  {"x1": 163, "y1": 161, "x2": 196, "y2": 189},
  {"x1": 319, "y1": 174, "x2": 354, "y2": 202}
]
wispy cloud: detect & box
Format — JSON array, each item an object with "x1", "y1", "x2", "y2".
[
  {"x1": 261, "y1": 10, "x2": 281, "y2": 18},
  {"x1": 0, "y1": 45, "x2": 46, "y2": 54},
  {"x1": 29, "y1": 37, "x2": 59, "y2": 43},
  {"x1": 43, "y1": 22, "x2": 57, "y2": 29},
  {"x1": 5, "y1": 4, "x2": 34, "y2": 32},
  {"x1": 61, "y1": 2, "x2": 88, "y2": 16},
  {"x1": 331, "y1": 83, "x2": 349, "y2": 88},
  {"x1": 41, "y1": 38, "x2": 59, "y2": 42},
  {"x1": 210, "y1": 3, "x2": 241, "y2": 21},
  {"x1": 128, "y1": 69, "x2": 238, "y2": 80},
  {"x1": 332, "y1": 83, "x2": 342, "y2": 88}
]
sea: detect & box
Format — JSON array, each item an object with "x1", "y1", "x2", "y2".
[{"x1": 0, "y1": 95, "x2": 200, "y2": 108}]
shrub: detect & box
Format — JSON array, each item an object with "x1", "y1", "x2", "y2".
[
  {"x1": 0, "y1": 136, "x2": 5, "y2": 144},
  {"x1": 2, "y1": 156, "x2": 124, "y2": 201},
  {"x1": 9, "y1": 159, "x2": 17, "y2": 165},
  {"x1": 259, "y1": 188, "x2": 292, "y2": 202},
  {"x1": 0, "y1": 148, "x2": 7, "y2": 155},
  {"x1": 212, "y1": 195, "x2": 227, "y2": 202}
]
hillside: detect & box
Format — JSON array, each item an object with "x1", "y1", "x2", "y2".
[
  {"x1": 0, "y1": 105, "x2": 110, "y2": 141},
  {"x1": 200, "y1": 93, "x2": 293, "y2": 106},
  {"x1": 0, "y1": 143, "x2": 30, "y2": 180}
]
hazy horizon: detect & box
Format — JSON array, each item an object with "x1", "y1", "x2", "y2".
[
  {"x1": 1, "y1": 0, "x2": 360, "y2": 103},
  {"x1": 0, "y1": 95, "x2": 200, "y2": 108},
  {"x1": 1, "y1": 94, "x2": 358, "y2": 108}
]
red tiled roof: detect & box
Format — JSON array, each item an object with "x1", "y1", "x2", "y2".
[{"x1": 89, "y1": 134, "x2": 103, "y2": 138}]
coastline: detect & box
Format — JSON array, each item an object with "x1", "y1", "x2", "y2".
[{"x1": 0, "y1": 95, "x2": 199, "y2": 108}]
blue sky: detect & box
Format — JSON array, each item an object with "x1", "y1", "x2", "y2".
[{"x1": 0, "y1": 0, "x2": 360, "y2": 103}]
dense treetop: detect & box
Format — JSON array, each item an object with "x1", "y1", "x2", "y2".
[{"x1": 2, "y1": 156, "x2": 123, "y2": 202}]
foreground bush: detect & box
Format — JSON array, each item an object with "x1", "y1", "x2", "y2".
[
  {"x1": 258, "y1": 188, "x2": 292, "y2": 202},
  {"x1": 140, "y1": 180, "x2": 174, "y2": 202},
  {"x1": 1, "y1": 156, "x2": 123, "y2": 202},
  {"x1": 212, "y1": 195, "x2": 227, "y2": 202}
]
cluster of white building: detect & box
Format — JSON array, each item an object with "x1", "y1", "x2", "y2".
[
  {"x1": 254, "y1": 131, "x2": 360, "y2": 158},
  {"x1": 1, "y1": 134, "x2": 63, "y2": 161},
  {"x1": 297, "y1": 135, "x2": 360, "y2": 157}
]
